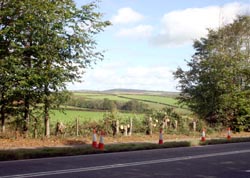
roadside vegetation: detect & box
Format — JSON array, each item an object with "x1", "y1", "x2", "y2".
[{"x1": 1, "y1": 137, "x2": 250, "y2": 161}]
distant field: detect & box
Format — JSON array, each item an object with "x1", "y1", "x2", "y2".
[
  {"x1": 118, "y1": 94, "x2": 179, "y2": 107},
  {"x1": 68, "y1": 91, "x2": 190, "y2": 116},
  {"x1": 72, "y1": 92, "x2": 130, "y2": 102},
  {"x1": 64, "y1": 90, "x2": 190, "y2": 120},
  {"x1": 73, "y1": 92, "x2": 179, "y2": 107},
  {"x1": 50, "y1": 91, "x2": 190, "y2": 126}
]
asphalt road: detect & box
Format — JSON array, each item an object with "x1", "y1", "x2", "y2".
[{"x1": 0, "y1": 142, "x2": 250, "y2": 178}]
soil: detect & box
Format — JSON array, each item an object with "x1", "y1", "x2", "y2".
[{"x1": 1, "y1": 132, "x2": 250, "y2": 150}]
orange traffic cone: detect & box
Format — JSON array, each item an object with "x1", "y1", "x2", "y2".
[
  {"x1": 201, "y1": 128, "x2": 206, "y2": 142},
  {"x1": 159, "y1": 128, "x2": 163, "y2": 144},
  {"x1": 98, "y1": 131, "x2": 105, "y2": 150},
  {"x1": 92, "y1": 129, "x2": 97, "y2": 148},
  {"x1": 227, "y1": 127, "x2": 231, "y2": 140}
]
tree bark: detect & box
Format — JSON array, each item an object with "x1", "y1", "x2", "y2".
[
  {"x1": 44, "y1": 85, "x2": 50, "y2": 138},
  {"x1": 23, "y1": 96, "x2": 30, "y2": 138},
  {"x1": 1, "y1": 105, "x2": 5, "y2": 133},
  {"x1": 44, "y1": 106, "x2": 50, "y2": 137},
  {"x1": 33, "y1": 118, "x2": 38, "y2": 139}
]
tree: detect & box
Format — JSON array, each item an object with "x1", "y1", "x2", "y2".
[
  {"x1": 0, "y1": 0, "x2": 110, "y2": 136},
  {"x1": 174, "y1": 16, "x2": 250, "y2": 130}
]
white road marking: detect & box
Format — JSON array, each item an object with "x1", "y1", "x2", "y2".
[{"x1": 1, "y1": 149, "x2": 250, "y2": 178}]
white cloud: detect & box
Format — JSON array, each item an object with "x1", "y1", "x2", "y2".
[
  {"x1": 152, "y1": 2, "x2": 250, "y2": 47},
  {"x1": 116, "y1": 25, "x2": 153, "y2": 39},
  {"x1": 111, "y1": 7, "x2": 144, "y2": 24},
  {"x1": 67, "y1": 64, "x2": 177, "y2": 92}
]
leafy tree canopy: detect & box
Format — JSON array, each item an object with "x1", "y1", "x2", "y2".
[
  {"x1": 0, "y1": 0, "x2": 110, "y2": 135},
  {"x1": 174, "y1": 16, "x2": 250, "y2": 131}
]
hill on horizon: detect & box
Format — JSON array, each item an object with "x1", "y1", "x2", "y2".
[{"x1": 71, "y1": 88, "x2": 180, "y2": 97}]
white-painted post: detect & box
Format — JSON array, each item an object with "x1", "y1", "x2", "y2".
[{"x1": 129, "y1": 117, "x2": 133, "y2": 136}]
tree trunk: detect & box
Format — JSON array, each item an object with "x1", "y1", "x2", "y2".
[
  {"x1": 44, "y1": 85, "x2": 50, "y2": 138},
  {"x1": 23, "y1": 97, "x2": 30, "y2": 138},
  {"x1": 1, "y1": 105, "x2": 5, "y2": 133},
  {"x1": 44, "y1": 107, "x2": 50, "y2": 137},
  {"x1": 33, "y1": 118, "x2": 38, "y2": 139}
]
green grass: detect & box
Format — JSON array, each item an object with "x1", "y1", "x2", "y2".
[
  {"x1": 199, "y1": 137, "x2": 250, "y2": 145},
  {"x1": 117, "y1": 94, "x2": 190, "y2": 113},
  {"x1": 50, "y1": 110, "x2": 104, "y2": 124},
  {"x1": 0, "y1": 141, "x2": 191, "y2": 161},
  {"x1": 50, "y1": 110, "x2": 145, "y2": 125},
  {"x1": 73, "y1": 92, "x2": 103, "y2": 96}
]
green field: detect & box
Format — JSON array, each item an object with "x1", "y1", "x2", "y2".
[
  {"x1": 71, "y1": 91, "x2": 190, "y2": 114},
  {"x1": 73, "y1": 92, "x2": 179, "y2": 108},
  {"x1": 54, "y1": 91, "x2": 191, "y2": 126},
  {"x1": 72, "y1": 92, "x2": 130, "y2": 102},
  {"x1": 50, "y1": 109, "x2": 145, "y2": 125},
  {"x1": 118, "y1": 94, "x2": 179, "y2": 106}
]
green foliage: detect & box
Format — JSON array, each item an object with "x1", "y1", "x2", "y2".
[
  {"x1": 142, "y1": 107, "x2": 187, "y2": 134},
  {"x1": 0, "y1": 0, "x2": 110, "y2": 135},
  {"x1": 174, "y1": 16, "x2": 250, "y2": 130}
]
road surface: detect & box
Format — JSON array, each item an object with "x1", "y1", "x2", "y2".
[{"x1": 0, "y1": 142, "x2": 250, "y2": 178}]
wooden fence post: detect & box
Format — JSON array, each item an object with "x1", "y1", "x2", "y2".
[
  {"x1": 116, "y1": 120, "x2": 119, "y2": 135},
  {"x1": 76, "y1": 118, "x2": 79, "y2": 136},
  {"x1": 124, "y1": 125, "x2": 128, "y2": 136},
  {"x1": 175, "y1": 120, "x2": 178, "y2": 131}
]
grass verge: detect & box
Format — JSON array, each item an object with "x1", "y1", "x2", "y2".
[
  {"x1": 0, "y1": 137, "x2": 249, "y2": 162},
  {"x1": 0, "y1": 141, "x2": 190, "y2": 161},
  {"x1": 199, "y1": 137, "x2": 250, "y2": 145}
]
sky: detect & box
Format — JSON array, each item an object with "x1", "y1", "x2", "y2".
[{"x1": 68, "y1": 0, "x2": 250, "y2": 92}]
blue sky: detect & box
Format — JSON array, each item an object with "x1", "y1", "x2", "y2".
[{"x1": 68, "y1": 0, "x2": 250, "y2": 91}]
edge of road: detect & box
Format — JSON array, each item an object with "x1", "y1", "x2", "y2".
[{"x1": 0, "y1": 137, "x2": 250, "y2": 162}]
